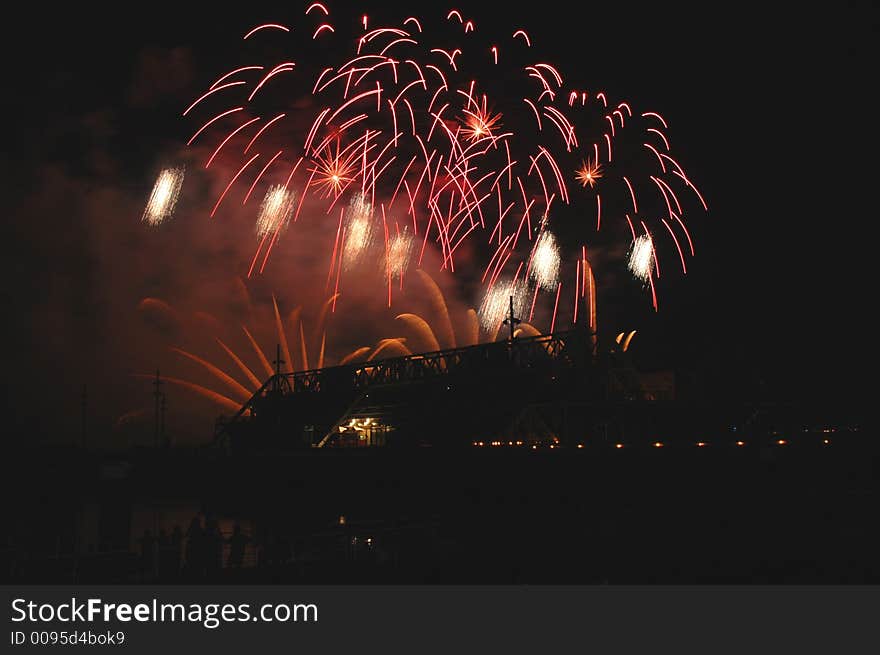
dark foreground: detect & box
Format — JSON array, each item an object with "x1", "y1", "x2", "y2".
[{"x1": 3, "y1": 431, "x2": 877, "y2": 584}]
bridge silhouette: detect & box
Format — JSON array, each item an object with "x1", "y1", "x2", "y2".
[{"x1": 211, "y1": 326, "x2": 645, "y2": 451}]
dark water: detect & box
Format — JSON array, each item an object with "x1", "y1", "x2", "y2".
[{"x1": 3, "y1": 432, "x2": 877, "y2": 583}]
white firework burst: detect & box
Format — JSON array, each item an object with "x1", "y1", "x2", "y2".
[
  {"x1": 529, "y1": 230, "x2": 561, "y2": 290},
  {"x1": 628, "y1": 234, "x2": 655, "y2": 282},
  {"x1": 478, "y1": 278, "x2": 530, "y2": 331},
  {"x1": 385, "y1": 228, "x2": 414, "y2": 279},
  {"x1": 256, "y1": 185, "x2": 297, "y2": 237},
  {"x1": 343, "y1": 192, "x2": 374, "y2": 270},
  {"x1": 143, "y1": 167, "x2": 184, "y2": 226}
]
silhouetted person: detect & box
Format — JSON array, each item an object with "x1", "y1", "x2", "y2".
[
  {"x1": 204, "y1": 517, "x2": 223, "y2": 576},
  {"x1": 138, "y1": 530, "x2": 156, "y2": 580},
  {"x1": 227, "y1": 524, "x2": 251, "y2": 568},
  {"x1": 184, "y1": 516, "x2": 203, "y2": 576}
]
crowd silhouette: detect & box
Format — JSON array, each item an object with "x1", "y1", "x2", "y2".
[{"x1": 138, "y1": 514, "x2": 254, "y2": 580}]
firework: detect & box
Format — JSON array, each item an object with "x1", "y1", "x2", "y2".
[
  {"x1": 628, "y1": 234, "x2": 654, "y2": 282},
  {"x1": 478, "y1": 278, "x2": 529, "y2": 331},
  {"x1": 386, "y1": 228, "x2": 415, "y2": 279},
  {"x1": 256, "y1": 185, "x2": 297, "y2": 236},
  {"x1": 343, "y1": 192, "x2": 374, "y2": 269},
  {"x1": 131, "y1": 273, "x2": 549, "y2": 422},
  {"x1": 529, "y1": 229, "x2": 560, "y2": 290},
  {"x1": 175, "y1": 3, "x2": 708, "y2": 323},
  {"x1": 575, "y1": 158, "x2": 602, "y2": 188},
  {"x1": 142, "y1": 167, "x2": 184, "y2": 226},
  {"x1": 460, "y1": 102, "x2": 503, "y2": 142}
]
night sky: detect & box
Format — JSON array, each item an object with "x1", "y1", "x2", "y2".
[{"x1": 4, "y1": 1, "x2": 875, "y2": 444}]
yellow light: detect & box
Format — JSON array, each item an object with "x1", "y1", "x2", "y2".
[
  {"x1": 696, "y1": 442, "x2": 706, "y2": 447},
  {"x1": 577, "y1": 444, "x2": 584, "y2": 449},
  {"x1": 823, "y1": 439, "x2": 830, "y2": 445},
  {"x1": 736, "y1": 441, "x2": 745, "y2": 447},
  {"x1": 531, "y1": 444, "x2": 538, "y2": 450},
  {"x1": 338, "y1": 515, "x2": 346, "y2": 526},
  {"x1": 776, "y1": 439, "x2": 787, "y2": 446},
  {"x1": 615, "y1": 443, "x2": 624, "y2": 449},
  {"x1": 653, "y1": 441, "x2": 664, "y2": 448}
]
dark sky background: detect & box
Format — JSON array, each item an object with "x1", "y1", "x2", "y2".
[{"x1": 3, "y1": 1, "x2": 875, "y2": 445}]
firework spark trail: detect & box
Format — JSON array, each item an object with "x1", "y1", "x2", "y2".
[
  {"x1": 178, "y1": 3, "x2": 708, "y2": 325},
  {"x1": 143, "y1": 167, "x2": 184, "y2": 226},
  {"x1": 515, "y1": 322, "x2": 541, "y2": 338},
  {"x1": 317, "y1": 331, "x2": 327, "y2": 368},
  {"x1": 415, "y1": 269, "x2": 456, "y2": 348},
  {"x1": 132, "y1": 374, "x2": 243, "y2": 414},
  {"x1": 395, "y1": 313, "x2": 441, "y2": 352},
  {"x1": 272, "y1": 295, "x2": 295, "y2": 374},
  {"x1": 216, "y1": 338, "x2": 263, "y2": 389},
  {"x1": 369, "y1": 338, "x2": 412, "y2": 360},
  {"x1": 169, "y1": 347, "x2": 253, "y2": 402},
  {"x1": 312, "y1": 294, "x2": 340, "y2": 353},
  {"x1": 463, "y1": 308, "x2": 480, "y2": 346},
  {"x1": 242, "y1": 325, "x2": 274, "y2": 377},
  {"x1": 339, "y1": 346, "x2": 371, "y2": 365}
]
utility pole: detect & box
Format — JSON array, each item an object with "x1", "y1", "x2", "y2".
[
  {"x1": 502, "y1": 295, "x2": 521, "y2": 341},
  {"x1": 160, "y1": 392, "x2": 167, "y2": 448},
  {"x1": 271, "y1": 344, "x2": 285, "y2": 393},
  {"x1": 153, "y1": 369, "x2": 163, "y2": 449}
]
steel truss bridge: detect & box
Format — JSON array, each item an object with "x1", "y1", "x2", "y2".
[{"x1": 213, "y1": 327, "x2": 655, "y2": 452}]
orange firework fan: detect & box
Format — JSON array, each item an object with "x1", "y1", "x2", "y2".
[{"x1": 575, "y1": 158, "x2": 603, "y2": 188}]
